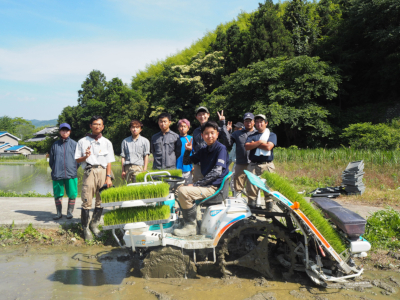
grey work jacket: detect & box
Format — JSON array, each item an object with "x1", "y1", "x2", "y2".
[
  {"x1": 49, "y1": 137, "x2": 79, "y2": 181},
  {"x1": 226, "y1": 128, "x2": 256, "y2": 165},
  {"x1": 151, "y1": 130, "x2": 182, "y2": 169}
]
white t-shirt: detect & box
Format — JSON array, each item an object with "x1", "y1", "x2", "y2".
[{"x1": 75, "y1": 136, "x2": 115, "y2": 169}]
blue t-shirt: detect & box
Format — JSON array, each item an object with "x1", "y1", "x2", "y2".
[
  {"x1": 246, "y1": 131, "x2": 277, "y2": 163},
  {"x1": 176, "y1": 135, "x2": 193, "y2": 172},
  {"x1": 189, "y1": 141, "x2": 229, "y2": 187}
]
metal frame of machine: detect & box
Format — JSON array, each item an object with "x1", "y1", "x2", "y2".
[{"x1": 101, "y1": 170, "x2": 371, "y2": 286}]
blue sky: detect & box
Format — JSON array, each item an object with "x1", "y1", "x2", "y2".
[{"x1": 0, "y1": 0, "x2": 266, "y2": 120}]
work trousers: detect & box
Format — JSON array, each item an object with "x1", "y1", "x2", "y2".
[
  {"x1": 81, "y1": 167, "x2": 107, "y2": 209},
  {"x1": 52, "y1": 178, "x2": 78, "y2": 199},
  {"x1": 124, "y1": 164, "x2": 144, "y2": 183},
  {"x1": 178, "y1": 185, "x2": 218, "y2": 209},
  {"x1": 247, "y1": 161, "x2": 275, "y2": 206},
  {"x1": 193, "y1": 164, "x2": 204, "y2": 183},
  {"x1": 234, "y1": 164, "x2": 248, "y2": 193}
]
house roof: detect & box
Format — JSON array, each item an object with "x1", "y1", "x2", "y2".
[
  {"x1": 34, "y1": 126, "x2": 58, "y2": 136},
  {"x1": 0, "y1": 143, "x2": 11, "y2": 149},
  {"x1": 0, "y1": 131, "x2": 21, "y2": 141},
  {"x1": 4, "y1": 145, "x2": 34, "y2": 152},
  {"x1": 26, "y1": 137, "x2": 47, "y2": 142}
]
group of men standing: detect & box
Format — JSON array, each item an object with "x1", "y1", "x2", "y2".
[{"x1": 48, "y1": 106, "x2": 276, "y2": 240}]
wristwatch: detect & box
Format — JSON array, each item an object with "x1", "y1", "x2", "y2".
[{"x1": 106, "y1": 175, "x2": 112, "y2": 178}]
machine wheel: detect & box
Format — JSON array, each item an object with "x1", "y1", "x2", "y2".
[
  {"x1": 140, "y1": 246, "x2": 197, "y2": 278},
  {"x1": 218, "y1": 219, "x2": 297, "y2": 279}
]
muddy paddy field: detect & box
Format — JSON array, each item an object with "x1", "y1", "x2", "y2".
[{"x1": 1, "y1": 241, "x2": 400, "y2": 300}]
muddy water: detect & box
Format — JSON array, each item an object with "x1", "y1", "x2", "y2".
[
  {"x1": 1, "y1": 246, "x2": 399, "y2": 300},
  {"x1": 0, "y1": 165, "x2": 124, "y2": 195}
]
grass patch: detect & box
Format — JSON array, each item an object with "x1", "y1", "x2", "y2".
[
  {"x1": 0, "y1": 223, "x2": 52, "y2": 246},
  {"x1": 101, "y1": 183, "x2": 170, "y2": 203},
  {"x1": 0, "y1": 190, "x2": 52, "y2": 197},
  {"x1": 0, "y1": 155, "x2": 29, "y2": 161},
  {"x1": 135, "y1": 169, "x2": 182, "y2": 182},
  {"x1": 261, "y1": 172, "x2": 347, "y2": 254},
  {"x1": 103, "y1": 205, "x2": 171, "y2": 226},
  {"x1": 364, "y1": 207, "x2": 400, "y2": 250},
  {"x1": 34, "y1": 158, "x2": 48, "y2": 166}
]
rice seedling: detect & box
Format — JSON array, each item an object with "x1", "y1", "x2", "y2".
[
  {"x1": 261, "y1": 172, "x2": 347, "y2": 253},
  {"x1": 364, "y1": 207, "x2": 400, "y2": 250},
  {"x1": 101, "y1": 183, "x2": 170, "y2": 203},
  {"x1": 103, "y1": 205, "x2": 171, "y2": 226},
  {"x1": 274, "y1": 148, "x2": 400, "y2": 167},
  {"x1": 135, "y1": 169, "x2": 183, "y2": 182}
]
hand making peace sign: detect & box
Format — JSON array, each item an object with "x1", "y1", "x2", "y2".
[
  {"x1": 226, "y1": 121, "x2": 232, "y2": 132},
  {"x1": 185, "y1": 137, "x2": 193, "y2": 151},
  {"x1": 217, "y1": 110, "x2": 225, "y2": 121}
]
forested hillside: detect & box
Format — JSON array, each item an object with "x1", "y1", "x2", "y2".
[{"x1": 58, "y1": 0, "x2": 400, "y2": 153}]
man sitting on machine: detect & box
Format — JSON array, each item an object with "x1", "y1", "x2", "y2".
[{"x1": 174, "y1": 121, "x2": 229, "y2": 237}]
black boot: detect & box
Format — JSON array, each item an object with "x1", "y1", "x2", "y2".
[
  {"x1": 173, "y1": 205, "x2": 197, "y2": 237},
  {"x1": 53, "y1": 198, "x2": 62, "y2": 220},
  {"x1": 66, "y1": 199, "x2": 75, "y2": 219},
  {"x1": 89, "y1": 207, "x2": 103, "y2": 238},
  {"x1": 81, "y1": 209, "x2": 93, "y2": 241}
]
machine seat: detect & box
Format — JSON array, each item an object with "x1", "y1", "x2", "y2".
[{"x1": 195, "y1": 172, "x2": 233, "y2": 207}]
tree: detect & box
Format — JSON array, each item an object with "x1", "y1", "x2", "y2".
[
  {"x1": 0, "y1": 116, "x2": 35, "y2": 140},
  {"x1": 101, "y1": 78, "x2": 148, "y2": 153},
  {"x1": 141, "y1": 52, "x2": 225, "y2": 130},
  {"x1": 14, "y1": 123, "x2": 35, "y2": 141},
  {"x1": 0, "y1": 116, "x2": 14, "y2": 132},
  {"x1": 247, "y1": 0, "x2": 294, "y2": 62},
  {"x1": 282, "y1": 0, "x2": 320, "y2": 56},
  {"x1": 316, "y1": 0, "x2": 400, "y2": 113},
  {"x1": 210, "y1": 24, "x2": 249, "y2": 74},
  {"x1": 207, "y1": 55, "x2": 341, "y2": 147},
  {"x1": 58, "y1": 72, "x2": 148, "y2": 153}
]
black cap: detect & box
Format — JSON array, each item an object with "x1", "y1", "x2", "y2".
[
  {"x1": 233, "y1": 122, "x2": 244, "y2": 129},
  {"x1": 195, "y1": 106, "x2": 210, "y2": 114}
]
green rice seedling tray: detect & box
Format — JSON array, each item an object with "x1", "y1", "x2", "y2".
[
  {"x1": 261, "y1": 172, "x2": 347, "y2": 254},
  {"x1": 103, "y1": 205, "x2": 171, "y2": 228},
  {"x1": 101, "y1": 182, "x2": 170, "y2": 203},
  {"x1": 102, "y1": 215, "x2": 175, "y2": 231},
  {"x1": 101, "y1": 196, "x2": 169, "y2": 208}
]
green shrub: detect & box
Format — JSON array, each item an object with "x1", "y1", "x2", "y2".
[
  {"x1": 101, "y1": 183, "x2": 170, "y2": 203},
  {"x1": 103, "y1": 205, "x2": 171, "y2": 226},
  {"x1": 261, "y1": 172, "x2": 347, "y2": 253},
  {"x1": 340, "y1": 122, "x2": 400, "y2": 150},
  {"x1": 135, "y1": 169, "x2": 182, "y2": 182},
  {"x1": 364, "y1": 207, "x2": 400, "y2": 250}
]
